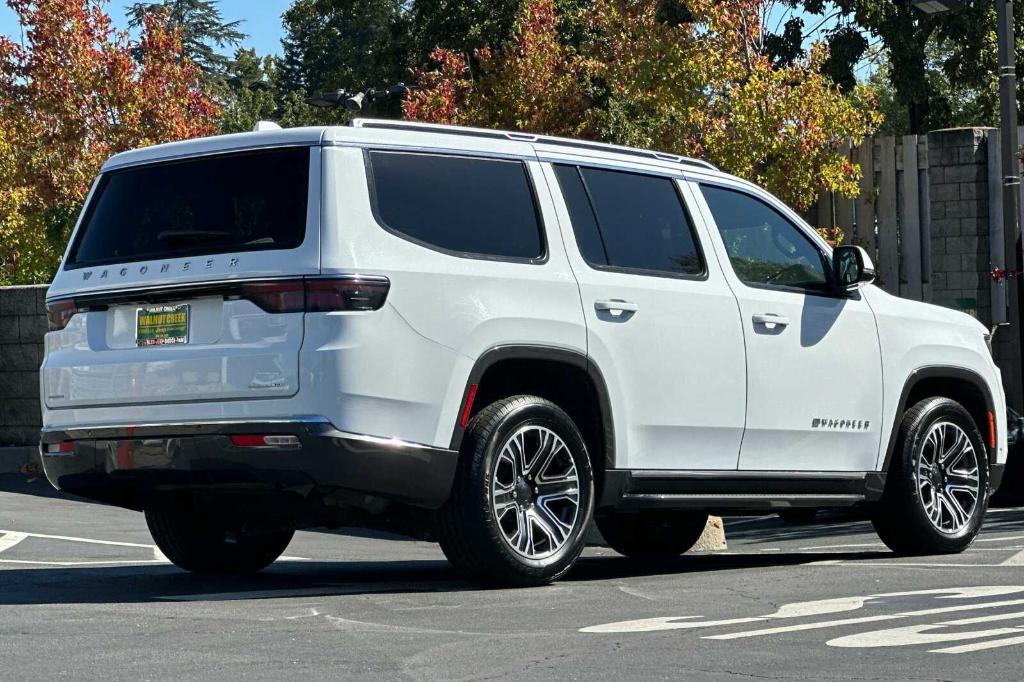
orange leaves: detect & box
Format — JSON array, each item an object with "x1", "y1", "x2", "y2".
[
  {"x1": 0, "y1": 0, "x2": 220, "y2": 208},
  {"x1": 0, "y1": 0, "x2": 221, "y2": 283},
  {"x1": 404, "y1": 49, "x2": 475, "y2": 126},
  {"x1": 404, "y1": 0, "x2": 594, "y2": 138}
]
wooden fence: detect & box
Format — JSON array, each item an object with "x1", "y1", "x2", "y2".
[{"x1": 804, "y1": 135, "x2": 932, "y2": 301}]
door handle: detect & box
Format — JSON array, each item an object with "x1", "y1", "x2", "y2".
[
  {"x1": 752, "y1": 313, "x2": 790, "y2": 328},
  {"x1": 595, "y1": 300, "x2": 639, "y2": 314}
]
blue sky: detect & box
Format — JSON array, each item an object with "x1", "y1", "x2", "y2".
[{"x1": 0, "y1": 0, "x2": 294, "y2": 56}]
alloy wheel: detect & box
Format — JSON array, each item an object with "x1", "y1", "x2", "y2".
[
  {"x1": 916, "y1": 421, "x2": 981, "y2": 534},
  {"x1": 490, "y1": 425, "x2": 581, "y2": 560}
]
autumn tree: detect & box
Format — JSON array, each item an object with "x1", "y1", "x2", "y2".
[
  {"x1": 0, "y1": 0, "x2": 221, "y2": 284},
  {"x1": 405, "y1": 0, "x2": 592, "y2": 136},
  {"x1": 406, "y1": 0, "x2": 881, "y2": 212}
]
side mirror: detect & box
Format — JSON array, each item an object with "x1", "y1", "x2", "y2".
[{"x1": 833, "y1": 245, "x2": 876, "y2": 291}]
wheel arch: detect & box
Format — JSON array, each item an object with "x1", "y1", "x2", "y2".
[
  {"x1": 450, "y1": 345, "x2": 615, "y2": 478},
  {"x1": 883, "y1": 366, "x2": 997, "y2": 471}
]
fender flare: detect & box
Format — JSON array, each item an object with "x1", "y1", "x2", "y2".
[
  {"x1": 882, "y1": 365, "x2": 998, "y2": 471},
  {"x1": 448, "y1": 344, "x2": 616, "y2": 470}
]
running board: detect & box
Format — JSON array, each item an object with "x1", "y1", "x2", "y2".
[{"x1": 599, "y1": 470, "x2": 885, "y2": 512}]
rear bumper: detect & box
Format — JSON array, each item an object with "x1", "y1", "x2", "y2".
[{"x1": 40, "y1": 419, "x2": 459, "y2": 511}]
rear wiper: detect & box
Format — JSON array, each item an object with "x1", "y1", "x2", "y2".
[{"x1": 156, "y1": 229, "x2": 232, "y2": 244}]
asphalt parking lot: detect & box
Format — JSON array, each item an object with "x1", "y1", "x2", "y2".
[{"x1": 3, "y1": 475, "x2": 1024, "y2": 680}]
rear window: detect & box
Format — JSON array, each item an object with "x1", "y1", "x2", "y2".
[
  {"x1": 66, "y1": 147, "x2": 311, "y2": 269},
  {"x1": 367, "y1": 150, "x2": 544, "y2": 260}
]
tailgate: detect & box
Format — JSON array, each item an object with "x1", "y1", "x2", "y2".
[{"x1": 43, "y1": 145, "x2": 321, "y2": 410}]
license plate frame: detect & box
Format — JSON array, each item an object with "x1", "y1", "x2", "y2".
[{"x1": 135, "y1": 304, "x2": 190, "y2": 347}]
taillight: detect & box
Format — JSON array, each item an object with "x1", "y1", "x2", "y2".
[
  {"x1": 46, "y1": 299, "x2": 81, "y2": 331},
  {"x1": 45, "y1": 441, "x2": 76, "y2": 454},
  {"x1": 237, "y1": 277, "x2": 389, "y2": 313},
  {"x1": 229, "y1": 434, "x2": 301, "y2": 449},
  {"x1": 237, "y1": 281, "x2": 306, "y2": 313},
  {"x1": 305, "y1": 278, "x2": 389, "y2": 312}
]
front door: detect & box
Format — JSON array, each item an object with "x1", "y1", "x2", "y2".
[
  {"x1": 540, "y1": 161, "x2": 747, "y2": 471},
  {"x1": 693, "y1": 182, "x2": 883, "y2": 472}
]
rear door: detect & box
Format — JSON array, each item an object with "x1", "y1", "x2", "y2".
[
  {"x1": 542, "y1": 161, "x2": 746, "y2": 471},
  {"x1": 43, "y1": 145, "x2": 320, "y2": 409}
]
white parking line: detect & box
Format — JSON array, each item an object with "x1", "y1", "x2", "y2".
[
  {"x1": 0, "y1": 532, "x2": 27, "y2": 554},
  {"x1": 976, "y1": 534, "x2": 1024, "y2": 543},
  {"x1": 0, "y1": 529, "x2": 155, "y2": 549},
  {"x1": 798, "y1": 543, "x2": 885, "y2": 551},
  {"x1": 0, "y1": 529, "x2": 310, "y2": 564},
  {"x1": 0, "y1": 559, "x2": 167, "y2": 567},
  {"x1": 933, "y1": 632, "x2": 1024, "y2": 654},
  {"x1": 705, "y1": 597, "x2": 1024, "y2": 640}
]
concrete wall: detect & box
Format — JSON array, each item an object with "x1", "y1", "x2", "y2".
[
  {"x1": 927, "y1": 128, "x2": 992, "y2": 324},
  {"x1": 0, "y1": 286, "x2": 47, "y2": 446}
]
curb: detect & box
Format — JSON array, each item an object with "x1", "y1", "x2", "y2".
[{"x1": 0, "y1": 446, "x2": 39, "y2": 475}]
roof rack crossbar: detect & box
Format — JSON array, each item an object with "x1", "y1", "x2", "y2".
[{"x1": 351, "y1": 118, "x2": 718, "y2": 171}]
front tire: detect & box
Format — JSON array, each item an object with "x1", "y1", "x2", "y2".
[
  {"x1": 437, "y1": 395, "x2": 594, "y2": 587},
  {"x1": 596, "y1": 510, "x2": 710, "y2": 560},
  {"x1": 146, "y1": 508, "x2": 294, "y2": 574},
  {"x1": 872, "y1": 397, "x2": 988, "y2": 555}
]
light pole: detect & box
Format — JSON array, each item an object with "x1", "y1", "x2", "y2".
[{"x1": 914, "y1": 0, "x2": 1022, "y2": 406}]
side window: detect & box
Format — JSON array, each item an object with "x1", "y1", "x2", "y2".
[
  {"x1": 553, "y1": 164, "x2": 704, "y2": 277},
  {"x1": 700, "y1": 185, "x2": 829, "y2": 292},
  {"x1": 367, "y1": 151, "x2": 544, "y2": 260}
]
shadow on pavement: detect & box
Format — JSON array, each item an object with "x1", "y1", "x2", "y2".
[{"x1": 0, "y1": 549, "x2": 896, "y2": 606}]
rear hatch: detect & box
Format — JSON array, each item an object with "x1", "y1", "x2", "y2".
[{"x1": 43, "y1": 144, "x2": 321, "y2": 409}]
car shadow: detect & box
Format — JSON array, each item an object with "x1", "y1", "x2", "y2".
[{"x1": 0, "y1": 549, "x2": 896, "y2": 606}]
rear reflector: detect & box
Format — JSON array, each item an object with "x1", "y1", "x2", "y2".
[
  {"x1": 229, "y1": 434, "x2": 301, "y2": 449},
  {"x1": 460, "y1": 384, "x2": 480, "y2": 428},
  {"x1": 46, "y1": 441, "x2": 76, "y2": 454},
  {"x1": 988, "y1": 410, "x2": 996, "y2": 449}
]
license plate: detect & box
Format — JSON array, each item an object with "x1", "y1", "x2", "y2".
[{"x1": 136, "y1": 305, "x2": 190, "y2": 347}]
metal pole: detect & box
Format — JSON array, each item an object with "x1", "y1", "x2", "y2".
[{"x1": 997, "y1": 0, "x2": 1023, "y2": 409}]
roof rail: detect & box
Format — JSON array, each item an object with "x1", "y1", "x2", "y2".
[{"x1": 350, "y1": 118, "x2": 718, "y2": 171}]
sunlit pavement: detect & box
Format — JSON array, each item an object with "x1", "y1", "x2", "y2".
[{"x1": 2, "y1": 475, "x2": 1024, "y2": 680}]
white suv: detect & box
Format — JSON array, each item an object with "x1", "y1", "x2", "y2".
[{"x1": 40, "y1": 120, "x2": 1008, "y2": 585}]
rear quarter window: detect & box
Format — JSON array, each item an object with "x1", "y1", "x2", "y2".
[
  {"x1": 67, "y1": 147, "x2": 311, "y2": 269},
  {"x1": 366, "y1": 150, "x2": 545, "y2": 261}
]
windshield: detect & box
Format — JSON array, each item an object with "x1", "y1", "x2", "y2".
[{"x1": 66, "y1": 146, "x2": 311, "y2": 269}]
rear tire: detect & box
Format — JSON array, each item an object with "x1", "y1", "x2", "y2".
[
  {"x1": 437, "y1": 395, "x2": 594, "y2": 587},
  {"x1": 596, "y1": 510, "x2": 710, "y2": 560},
  {"x1": 146, "y1": 508, "x2": 294, "y2": 574},
  {"x1": 872, "y1": 397, "x2": 988, "y2": 555}
]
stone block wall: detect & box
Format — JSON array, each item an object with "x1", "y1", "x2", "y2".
[
  {"x1": 927, "y1": 128, "x2": 993, "y2": 325},
  {"x1": 0, "y1": 286, "x2": 47, "y2": 446}
]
